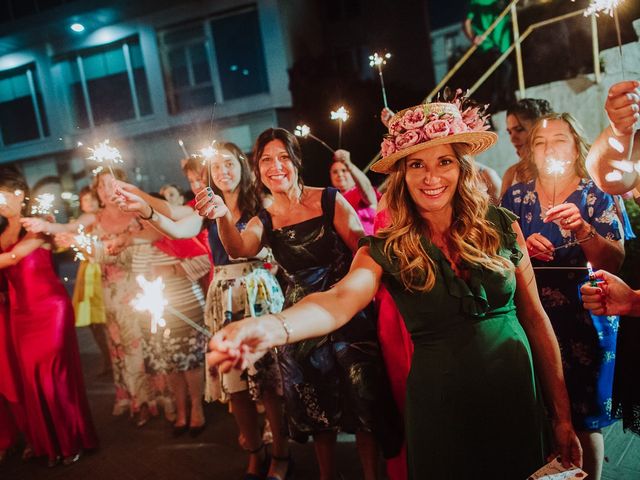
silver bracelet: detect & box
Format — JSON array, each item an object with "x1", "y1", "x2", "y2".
[{"x1": 273, "y1": 312, "x2": 292, "y2": 344}]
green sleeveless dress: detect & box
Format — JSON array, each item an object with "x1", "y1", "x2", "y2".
[{"x1": 360, "y1": 206, "x2": 548, "y2": 479}]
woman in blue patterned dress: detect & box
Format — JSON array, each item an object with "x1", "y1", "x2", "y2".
[{"x1": 501, "y1": 112, "x2": 626, "y2": 480}]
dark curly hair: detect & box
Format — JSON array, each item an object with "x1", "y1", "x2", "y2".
[{"x1": 506, "y1": 98, "x2": 554, "y2": 123}]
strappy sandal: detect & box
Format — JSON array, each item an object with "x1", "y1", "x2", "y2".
[
  {"x1": 266, "y1": 452, "x2": 294, "y2": 480},
  {"x1": 243, "y1": 443, "x2": 270, "y2": 480}
]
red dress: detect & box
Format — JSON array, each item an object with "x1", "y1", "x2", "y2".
[
  {"x1": 4, "y1": 247, "x2": 98, "y2": 459},
  {"x1": 0, "y1": 271, "x2": 22, "y2": 450},
  {"x1": 373, "y1": 209, "x2": 413, "y2": 480}
]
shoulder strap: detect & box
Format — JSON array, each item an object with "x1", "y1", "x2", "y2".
[
  {"x1": 321, "y1": 187, "x2": 338, "y2": 225},
  {"x1": 257, "y1": 209, "x2": 273, "y2": 243}
]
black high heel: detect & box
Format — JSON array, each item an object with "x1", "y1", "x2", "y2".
[
  {"x1": 243, "y1": 443, "x2": 269, "y2": 480},
  {"x1": 266, "y1": 453, "x2": 293, "y2": 480}
]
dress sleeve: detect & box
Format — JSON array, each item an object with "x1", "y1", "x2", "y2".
[
  {"x1": 488, "y1": 205, "x2": 523, "y2": 267},
  {"x1": 358, "y1": 235, "x2": 394, "y2": 274},
  {"x1": 588, "y1": 188, "x2": 623, "y2": 242}
]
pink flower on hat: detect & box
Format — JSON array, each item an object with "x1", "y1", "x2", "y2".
[
  {"x1": 423, "y1": 119, "x2": 450, "y2": 139},
  {"x1": 400, "y1": 108, "x2": 427, "y2": 130},
  {"x1": 395, "y1": 129, "x2": 423, "y2": 150},
  {"x1": 381, "y1": 137, "x2": 397, "y2": 157},
  {"x1": 389, "y1": 118, "x2": 403, "y2": 136},
  {"x1": 449, "y1": 117, "x2": 468, "y2": 134}
]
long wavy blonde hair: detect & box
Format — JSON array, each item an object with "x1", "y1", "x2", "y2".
[
  {"x1": 376, "y1": 144, "x2": 513, "y2": 292},
  {"x1": 516, "y1": 112, "x2": 590, "y2": 183}
]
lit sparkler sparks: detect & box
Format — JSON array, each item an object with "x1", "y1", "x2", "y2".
[
  {"x1": 545, "y1": 158, "x2": 567, "y2": 207},
  {"x1": 71, "y1": 225, "x2": 97, "y2": 262},
  {"x1": 584, "y1": 0, "x2": 624, "y2": 17},
  {"x1": 368, "y1": 52, "x2": 392, "y2": 109},
  {"x1": 31, "y1": 193, "x2": 56, "y2": 216},
  {"x1": 131, "y1": 274, "x2": 213, "y2": 337},
  {"x1": 330, "y1": 106, "x2": 349, "y2": 149},
  {"x1": 131, "y1": 275, "x2": 168, "y2": 334},
  {"x1": 200, "y1": 141, "x2": 218, "y2": 188},
  {"x1": 87, "y1": 139, "x2": 123, "y2": 177},
  {"x1": 294, "y1": 124, "x2": 335, "y2": 154}
]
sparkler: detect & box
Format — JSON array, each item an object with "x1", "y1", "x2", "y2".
[
  {"x1": 545, "y1": 158, "x2": 567, "y2": 207},
  {"x1": 30, "y1": 193, "x2": 55, "y2": 216},
  {"x1": 368, "y1": 52, "x2": 392, "y2": 109},
  {"x1": 330, "y1": 106, "x2": 349, "y2": 149},
  {"x1": 131, "y1": 275, "x2": 213, "y2": 338},
  {"x1": 583, "y1": 0, "x2": 636, "y2": 164},
  {"x1": 178, "y1": 139, "x2": 190, "y2": 158},
  {"x1": 87, "y1": 139, "x2": 123, "y2": 178},
  {"x1": 200, "y1": 141, "x2": 218, "y2": 188},
  {"x1": 294, "y1": 124, "x2": 335, "y2": 154},
  {"x1": 70, "y1": 225, "x2": 97, "y2": 262}
]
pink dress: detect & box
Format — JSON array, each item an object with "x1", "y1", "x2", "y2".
[
  {"x1": 4, "y1": 247, "x2": 98, "y2": 459},
  {"x1": 342, "y1": 187, "x2": 381, "y2": 235},
  {"x1": 0, "y1": 271, "x2": 22, "y2": 450}
]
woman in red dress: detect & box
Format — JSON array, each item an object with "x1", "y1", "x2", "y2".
[{"x1": 0, "y1": 167, "x2": 98, "y2": 466}]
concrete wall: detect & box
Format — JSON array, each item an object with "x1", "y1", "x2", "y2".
[{"x1": 477, "y1": 18, "x2": 640, "y2": 177}]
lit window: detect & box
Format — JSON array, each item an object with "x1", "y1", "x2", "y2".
[
  {"x1": 58, "y1": 37, "x2": 152, "y2": 129},
  {"x1": 0, "y1": 64, "x2": 49, "y2": 146},
  {"x1": 159, "y1": 6, "x2": 269, "y2": 114}
]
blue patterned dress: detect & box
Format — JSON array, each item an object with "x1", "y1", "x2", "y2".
[{"x1": 501, "y1": 178, "x2": 624, "y2": 430}]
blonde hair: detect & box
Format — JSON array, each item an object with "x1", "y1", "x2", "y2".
[
  {"x1": 516, "y1": 112, "x2": 590, "y2": 183},
  {"x1": 376, "y1": 144, "x2": 512, "y2": 292}
]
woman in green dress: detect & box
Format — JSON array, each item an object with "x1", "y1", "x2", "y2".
[{"x1": 201, "y1": 97, "x2": 582, "y2": 478}]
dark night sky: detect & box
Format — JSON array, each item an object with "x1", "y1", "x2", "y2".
[{"x1": 428, "y1": 0, "x2": 468, "y2": 29}]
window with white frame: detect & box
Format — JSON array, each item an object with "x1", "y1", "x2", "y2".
[
  {"x1": 58, "y1": 37, "x2": 152, "y2": 129},
  {"x1": 0, "y1": 64, "x2": 49, "y2": 146},
  {"x1": 159, "y1": 6, "x2": 269, "y2": 114}
]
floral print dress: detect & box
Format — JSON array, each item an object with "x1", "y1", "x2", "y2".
[
  {"x1": 501, "y1": 178, "x2": 624, "y2": 429},
  {"x1": 93, "y1": 217, "x2": 153, "y2": 415}
]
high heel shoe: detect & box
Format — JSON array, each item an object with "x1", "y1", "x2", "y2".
[
  {"x1": 266, "y1": 453, "x2": 294, "y2": 480},
  {"x1": 243, "y1": 443, "x2": 269, "y2": 480},
  {"x1": 172, "y1": 423, "x2": 189, "y2": 437},
  {"x1": 63, "y1": 452, "x2": 82, "y2": 466},
  {"x1": 189, "y1": 422, "x2": 207, "y2": 438},
  {"x1": 136, "y1": 404, "x2": 151, "y2": 428},
  {"x1": 21, "y1": 445, "x2": 34, "y2": 462}
]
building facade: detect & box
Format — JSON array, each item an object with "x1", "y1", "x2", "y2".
[{"x1": 0, "y1": 0, "x2": 295, "y2": 195}]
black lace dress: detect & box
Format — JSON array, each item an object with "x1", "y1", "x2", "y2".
[{"x1": 258, "y1": 188, "x2": 401, "y2": 454}]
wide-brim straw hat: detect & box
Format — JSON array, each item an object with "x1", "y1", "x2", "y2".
[{"x1": 371, "y1": 102, "x2": 498, "y2": 174}]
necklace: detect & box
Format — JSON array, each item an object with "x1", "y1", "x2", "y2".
[{"x1": 536, "y1": 177, "x2": 579, "y2": 210}]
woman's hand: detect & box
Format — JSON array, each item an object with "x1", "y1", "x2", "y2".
[
  {"x1": 525, "y1": 232, "x2": 554, "y2": 262},
  {"x1": 103, "y1": 236, "x2": 130, "y2": 256},
  {"x1": 550, "y1": 420, "x2": 583, "y2": 469},
  {"x1": 112, "y1": 188, "x2": 151, "y2": 217},
  {"x1": 580, "y1": 269, "x2": 637, "y2": 316},
  {"x1": 543, "y1": 203, "x2": 587, "y2": 234},
  {"x1": 194, "y1": 187, "x2": 229, "y2": 220},
  {"x1": 380, "y1": 108, "x2": 394, "y2": 128},
  {"x1": 53, "y1": 232, "x2": 75, "y2": 249},
  {"x1": 20, "y1": 217, "x2": 50, "y2": 233},
  {"x1": 605, "y1": 80, "x2": 640, "y2": 136},
  {"x1": 206, "y1": 317, "x2": 279, "y2": 373}
]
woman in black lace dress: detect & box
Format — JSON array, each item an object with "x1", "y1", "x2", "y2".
[{"x1": 195, "y1": 128, "x2": 400, "y2": 480}]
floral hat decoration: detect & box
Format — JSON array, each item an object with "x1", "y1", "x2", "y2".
[{"x1": 372, "y1": 89, "x2": 498, "y2": 173}]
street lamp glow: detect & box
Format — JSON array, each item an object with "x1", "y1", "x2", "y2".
[{"x1": 70, "y1": 23, "x2": 85, "y2": 33}]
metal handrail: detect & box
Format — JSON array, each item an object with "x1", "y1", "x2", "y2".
[
  {"x1": 467, "y1": 8, "x2": 589, "y2": 98},
  {"x1": 425, "y1": 0, "x2": 520, "y2": 103}
]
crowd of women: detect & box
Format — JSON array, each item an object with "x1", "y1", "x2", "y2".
[{"x1": 0, "y1": 78, "x2": 639, "y2": 480}]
